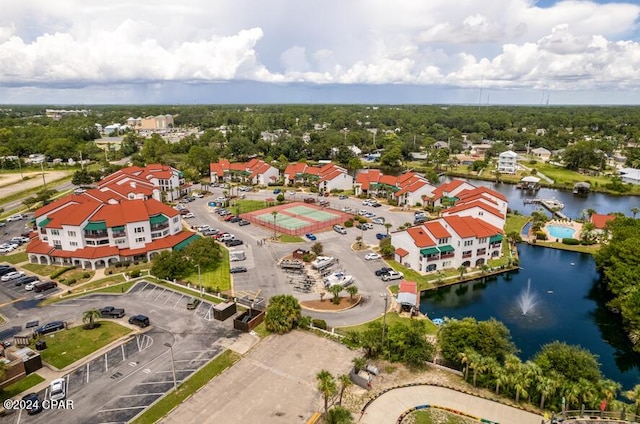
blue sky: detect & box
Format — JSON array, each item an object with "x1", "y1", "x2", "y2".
[{"x1": 1, "y1": 0, "x2": 640, "y2": 105}]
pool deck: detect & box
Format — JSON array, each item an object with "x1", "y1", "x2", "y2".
[{"x1": 543, "y1": 220, "x2": 583, "y2": 241}]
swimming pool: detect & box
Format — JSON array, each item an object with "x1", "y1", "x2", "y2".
[{"x1": 547, "y1": 225, "x2": 575, "y2": 239}]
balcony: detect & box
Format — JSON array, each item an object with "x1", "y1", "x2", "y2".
[
  {"x1": 440, "y1": 252, "x2": 455, "y2": 259},
  {"x1": 476, "y1": 249, "x2": 487, "y2": 256},
  {"x1": 112, "y1": 232, "x2": 126, "y2": 238},
  {"x1": 462, "y1": 253, "x2": 472, "y2": 259},
  {"x1": 426, "y1": 256, "x2": 440, "y2": 262},
  {"x1": 84, "y1": 231, "x2": 108, "y2": 239},
  {"x1": 150, "y1": 223, "x2": 169, "y2": 231}
]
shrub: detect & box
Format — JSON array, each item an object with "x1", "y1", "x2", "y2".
[
  {"x1": 581, "y1": 239, "x2": 597, "y2": 246},
  {"x1": 142, "y1": 258, "x2": 148, "y2": 263},
  {"x1": 355, "y1": 216, "x2": 367, "y2": 223},
  {"x1": 51, "y1": 266, "x2": 75, "y2": 279},
  {"x1": 298, "y1": 315, "x2": 312, "y2": 328},
  {"x1": 344, "y1": 220, "x2": 354, "y2": 228},
  {"x1": 66, "y1": 278, "x2": 77, "y2": 285},
  {"x1": 107, "y1": 270, "x2": 113, "y2": 275},
  {"x1": 535, "y1": 231, "x2": 547, "y2": 240},
  {"x1": 562, "y1": 238, "x2": 580, "y2": 245},
  {"x1": 302, "y1": 253, "x2": 314, "y2": 262},
  {"x1": 130, "y1": 270, "x2": 141, "y2": 278},
  {"x1": 133, "y1": 261, "x2": 139, "y2": 266},
  {"x1": 312, "y1": 318, "x2": 327, "y2": 330},
  {"x1": 82, "y1": 272, "x2": 91, "y2": 279},
  {"x1": 114, "y1": 262, "x2": 123, "y2": 268}
]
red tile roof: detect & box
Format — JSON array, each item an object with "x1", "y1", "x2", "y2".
[
  {"x1": 430, "y1": 179, "x2": 469, "y2": 199},
  {"x1": 424, "y1": 221, "x2": 451, "y2": 239},
  {"x1": 590, "y1": 213, "x2": 615, "y2": 229},
  {"x1": 26, "y1": 239, "x2": 55, "y2": 255},
  {"x1": 444, "y1": 200, "x2": 505, "y2": 219},
  {"x1": 395, "y1": 180, "x2": 427, "y2": 196},
  {"x1": 35, "y1": 195, "x2": 84, "y2": 218},
  {"x1": 399, "y1": 280, "x2": 417, "y2": 294},
  {"x1": 457, "y1": 186, "x2": 507, "y2": 202},
  {"x1": 442, "y1": 215, "x2": 502, "y2": 239},
  {"x1": 406, "y1": 226, "x2": 435, "y2": 247},
  {"x1": 379, "y1": 175, "x2": 397, "y2": 186},
  {"x1": 395, "y1": 247, "x2": 409, "y2": 257},
  {"x1": 51, "y1": 245, "x2": 119, "y2": 259}
]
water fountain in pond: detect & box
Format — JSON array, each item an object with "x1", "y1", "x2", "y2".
[{"x1": 518, "y1": 279, "x2": 538, "y2": 316}]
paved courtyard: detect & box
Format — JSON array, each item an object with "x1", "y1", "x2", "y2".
[{"x1": 161, "y1": 331, "x2": 357, "y2": 424}]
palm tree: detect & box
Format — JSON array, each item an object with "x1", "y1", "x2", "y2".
[
  {"x1": 327, "y1": 406, "x2": 353, "y2": 424},
  {"x1": 458, "y1": 350, "x2": 470, "y2": 381},
  {"x1": 271, "y1": 210, "x2": 278, "y2": 239},
  {"x1": 345, "y1": 285, "x2": 358, "y2": 302},
  {"x1": 457, "y1": 264, "x2": 467, "y2": 280},
  {"x1": 537, "y1": 376, "x2": 558, "y2": 409},
  {"x1": 586, "y1": 208, "x2": 596, "y2": 219},
  {"x1": 352, "y1": 357, "x2": 367, "y2": 373},
  {"x1": 481, "y1": 264, "x2": 490, "y2": 275},
  {"x1": 384, "y1": 223, "x2": 393, "y2": 234},
  {"x1": 624, "y1": 384, "x2": 640, "y2": 416},
  {"x1": 328, "y1": 284, "x2": 343, "y2": 305},
  {"x1": 316, "y1": 370, "x2": 337, "y2": 421},
  {"x1": 338, "y1": 374, "x2": 352, "y2": 405},
  {"x1": 599, "y1": 379, "x2": 621, "y2": 407},
  {"x1": 319, "y1": 292, "x2": 326, "y2": 302},
  {"x1": 493, "y1": 365, "x2": 509, "y2": 395},
  {"x1": 355, "y1": 236, "x2": 363, "y2": 249},
  {"x1": 631, "y1": 207, "x2": 640, "y2": 219},
  {"x1": 83, "y1": 309, "x2": 101, "y2": 329},
  {"x1": 563, "y1": 382, "x2": 582, "y2": 410}
]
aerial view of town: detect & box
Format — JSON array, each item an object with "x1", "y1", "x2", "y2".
[{"x1": 1, "y1": 1, "x2": 640, "y2": 424}]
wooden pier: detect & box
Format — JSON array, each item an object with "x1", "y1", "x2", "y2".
[{"x1": 523, "y1": 198, "x2": 567, "y2": 218}]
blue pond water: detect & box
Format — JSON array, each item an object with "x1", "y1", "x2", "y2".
[
  {"x1": 420, "y1": 244, "x2": 640, "y2": 390},
  {"x1": 547, "y1": 225, "x2": 575, "y2": 239}
]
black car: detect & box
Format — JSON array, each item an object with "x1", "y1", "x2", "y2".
[
  {"x1": 22, "y1": 392, "x2": 43, "y2": 415},
  {"x1": 238, "y1": 220, "x2": 251, "y2": 226},
  {"x1": 230, "y1": 266, "x2": 247, "y2": 273},
  {"x1": 14, "y1": 275, "x2": 38, "y2": 286},
  {"x1": 35, "y1": 321, "x2": 65, "y2": 335},
  {"x1": 0, "y1": 267, "x2": 16, "y2": 276},
  {"x1": 375, "y1": 267, "x2": 393, "y2": 277},
  {"x1": 128, "y1": 315, "x2": 150, "y2": 328},
  {"x1": 225, "y1": 239, "x2": 243, "y2": 247},
  {"x1": 356, "y1": 223, "x2": 368, "y2": 230}
]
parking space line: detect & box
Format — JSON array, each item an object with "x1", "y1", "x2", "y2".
[
  {"x1": 86, "y1": 362, "x2": 90, "y2": 384},
  {"x1": 173, "y1": 359, "x2": 210, "y2": 362},
  {"x1": 172, "y1": 294, "x2": 184, "y2": 309},
  {"x1": 140, "y1": 281, "x2": 150, "y2": 291},
  {"x1": 204, "y1": 305, "x2": 214, "y2": 321},
  {"x1": 182, "y1": 350, "x2": 219, "y2": 353},
  {"x1": 154, "y1": 288, "x2": 166, "y2": 301},
  {"x1": 145, "y1": 286, "x2": 157, "y2": 297},
  {"x1": 121, "y1": 344, "x2": 126, "y2": 362},
  {"x1": 98, "y1": 406, "x2": 146, "y2": 413},
  {"x1": 156, "y1": 369, "x2": 197, "y2": 372},
  {"x1": 136, "y1": 381, "x2": 181, "y2": 385},
  {"x1": 104, "y1": 353, "x2": 109, "y2": 372},
  {"x1": 118, "y1": 393, "x2": 165, "y2": 398},
  {"x1": 163, "y1": 291, "x2": 175, "y2": 304}
]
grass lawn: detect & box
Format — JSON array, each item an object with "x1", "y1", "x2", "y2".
[
  {"x1": 0, "y1": 175, "x2": 73, "y2": 206},
  {"x1": 278, "y1": 234, "x2": 304, "y2": 243},
  {"x1": 0, "y1": 374, "x2": 45, "y2": 402},
  {"x1": 183, "y1": 249, "x2": 230, "y2": 292},
  {"x1": 91, "y1": 280, "x2": 136, "y2": 294},
  {"x1": 337, "y1": 312, "x2": 438, "y2": 335},
  {"x1": 2, "y1": 252, "x2": 28, "y2": 264},
  {"x1": 131, "y1": 350, "x2": 240, "y2": 424},
  {"x1": 531, "y1": 240, "x2": 600, "y2": 255},
  {"x1": 34, "y1": 321, "x2": 131, "y2": 369},
  {"x1": 104, "y1": 261, "x2": 151, "y2": 276},
  {"x1": 22, "y1": 263, "x2": 65, "y2": 277},
  {"x1": 233, "y1": 199, "x2": 270, "y2": 214},
  {"x1": 505, "y1": 214, "x2": 529, "y2": 235},
  {"x1": 39, "y1": 276, "x2": 134, "y2": 306},
  {"x1": 60, "y1": 270, "x2": 95, "y2": 285},
  {"x1": 412, "y1": 409, "x2": 477, "y2": 424}
]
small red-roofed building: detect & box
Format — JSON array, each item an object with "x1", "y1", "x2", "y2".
[
  {"x1": 353, "y1": 170, "x2": 435, "y2": 206},
  {"x1": 397, "y1": 280, "x2": 419, "y2": 311},
  {"x1": 209, "y1": 159, "x2": 280, "y2": 186},
  {"x1": 98, "y1": 164, "x2": 189, "y2": 202},
  {"x1": 283, "y1": 162, "x2": 353, "y2": 192},
  {"x1": 590, "y1": 213, "x2": 615, "y2": 234}
]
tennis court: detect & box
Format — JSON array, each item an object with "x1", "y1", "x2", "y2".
[{"x1": 242, "y1": 201, "x2": 351, "y2": 236}]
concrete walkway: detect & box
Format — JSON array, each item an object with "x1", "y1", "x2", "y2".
[{"x1": 359, "y1": 385, "x2": 543, "y2": 424}]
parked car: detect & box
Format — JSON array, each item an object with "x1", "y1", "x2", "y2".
[
  {"x1": 338, "y1": 195, "x2": 348, "y2": 200},
  {"x1": 100, "y1": 306, "x2": 126, "y2": 318},
  {"x1": 7, "y1": 214, "x2": 24, "y2": 222},
  {"x1": 33, "y1": 281, "x2": 57, "y2": 292},
  {"x1": 183, "y1": 213, "x2": 195, "y2": 219},
  {"x1": 193, "y1": 192, "x2": 204, "y2": 198},
  {"x1": 333, "y1": 225, "x2": 347, "y2": 235},
  {"x1": 356, "y1": 223, "x2": 369, "y2": 230},
  {"x1": 187, "y1": 298, "x2": 201, "y2": 310},
  {"x1": 365, "y1": 253, "x2": 382, "y2": 261},
  {"x1": 179, "y1": 209, "x2": 190, "y2": 215},
  {"x1": 305, "y1": 233, "x2": 317, "y2": 241},
  {"x1": 382, "y1": 270, "x2": 404, "y2": 281},
  {"x1": 49, "y1": 378, "x2": 66, "y2": 401},
  {"x1": 375, "y1": 267, "x2": 393, "y2": 276},
  {"x1": 303, "y1": 197, "x2": 316, "y2": 204},
  {"x1": 1, "y1": 271, "x2": 24, "y2": 282},
  {"x1": 202, "y1": 229, "x2": 219, "y2": 236},
  {"x1": 0, "y1": 267, "x2": 17, "y2": 276},
  {"x1": 128, "y1": 315, "x2": 150, "y2": 328},
  {"x1": 225, "y1": 239, "x2": 243, "y2": 247},
  {"x1": 230, "y1": 266, "x2": 248, "y2": 273},
  {"x1": 11, "y1": 236, "x2": 30, "y2": 244},
  {"x1": 14, "y1": 275, "x2": 38, "y2": 286},
  {"x1": 219, "y1": 233, "x2": 235, "y2": 241},
  {"x1": 319, "y1": 200, "x2": 330, "y2": 207},
  {"x1": 22, "y1": 392, "x2": 43, "y2": 415},
  {"x1": 24, "y1": 281, "x2": 39, "y2": 291},
  {"x1": 230, "y1": 216, "x2": 242, "y2": 223},
  {"x1": 273, "y1": 189, "x2": 282, "y2": 194},
  {"x1": 238, "y1": 220, "x2": 251, "y2": 226},
  {"x1": 363, "y1": 200, "x2": 373, "y2": 206},
  {"x1": 370, "y1": 202, "x2": 382, "y2": 207},
  {"x1": 376, "y1": 233, "x2": 390, "y2": 240},
  {"x1": 372, "y1": 217, "x2": 386, "y2": 225},
  {"x1": 35, "y1": 321, "x2": 65, "y2": 335},
  {"x1": 224, "y1": 215, "x2": 236, "y2": 222}
]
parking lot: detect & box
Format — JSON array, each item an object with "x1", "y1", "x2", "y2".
[{"x1": 0, "y1": 280, "x2": 239, "y2": 424}]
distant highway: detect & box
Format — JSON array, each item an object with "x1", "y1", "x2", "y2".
[{"x1": 0, "y1": 180, "x2": 75, "y2": 214}]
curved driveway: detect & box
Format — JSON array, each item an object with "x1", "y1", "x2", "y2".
[{"x1": 359, "y1": 385, "x2": 543, "y2": 424}]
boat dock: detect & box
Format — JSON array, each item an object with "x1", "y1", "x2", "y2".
[{"x1": 523, "y1": 198, "x2": 568, "y2": 218}]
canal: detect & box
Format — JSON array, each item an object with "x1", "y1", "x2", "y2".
[{"x1": 420, "y1": 243, "x2": 640, "y2": 390}]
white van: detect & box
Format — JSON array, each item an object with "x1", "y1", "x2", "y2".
[{"x1": 333, "y1": 225, "x2": 347, "y2": 235}]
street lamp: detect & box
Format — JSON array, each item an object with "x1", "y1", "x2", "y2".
[
  {"x1": 380, "y1": 292, "x2": 390, "y2": 361},
  {"x1": 197, "y1": 264, "x2": 202, "y2": 297},
  {"x1": 164, "y1": 342, "x2": 177, "y2": 392}
]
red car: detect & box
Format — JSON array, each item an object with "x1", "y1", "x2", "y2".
[{"x1": 224, "y1": 215, "x2": 235, "y2": 221}]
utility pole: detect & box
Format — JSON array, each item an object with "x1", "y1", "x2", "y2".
[
  {"x1": 16, "y1": 157, "x2": 23, "y2": 180},
  {"x1": 79, "y1": 150, "x2": 84, "y2": 169},
  {"x1": 40, "y1": 161, "x2": 47, "y2": 190}
]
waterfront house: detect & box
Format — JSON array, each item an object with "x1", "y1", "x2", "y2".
[{"x1": 497, "y1": 150, "x2": 518, "y2": 174}]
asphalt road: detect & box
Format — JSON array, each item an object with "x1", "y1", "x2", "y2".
[
  {"x1": 0, "y1": 280, "x2": 238, "y2": 424},
  {"x1": 186, "y1": 188, "x2": 417, "y2": 327},
  {"x1": 0, "y1": 181, "x2": 74, "y2": 214}
]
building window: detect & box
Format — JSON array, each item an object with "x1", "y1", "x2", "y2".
[
  {"x1": 53, "y1": 240, "x2": 61, "y2": 247},
  {"x1": 479, "y1": 237, "x2": 487, "y2": 243},
  {"x1": 438, "y1": 237, "x2": 449, "y2": 244},
  {"x1": 115, "y1": 239, "x2": 126, "y2": 245},
  {"x1": 173, "y1": 217, "x2": 179, "y2": 223},
  {"x1": 464, "y1": 240, "x2": 473, "y2": 246},
  {"x1": 479, "y1": 211, "x2": 484, "y2": 216},
  {"x1": 67, "y1": 231, "x2": 76, "y2": 237},
  {"x1": 51, "y1": 229, "x2": 60, "y2": 236},
  {"x1": 134, "y1": 227, "x2": 144, "y2": 233},
  {"x1": 135, "y1": 237, "x2": 146, "y2": 243},
  {"x1": 86, "y1": 240, "x2": 96, "y2": 246},
  {"x1": 443, "y1": 261, "x2": 451, "y2": 267},
  {"x1": 70, "y1": 241, "x2": 78, "y2": 247}
]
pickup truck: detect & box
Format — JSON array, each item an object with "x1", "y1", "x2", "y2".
[{"x1": 100, "y1": 306, "x2": 126, "y2": 318}]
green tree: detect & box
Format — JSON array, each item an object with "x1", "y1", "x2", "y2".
[
  {"x1": 316, "y1": 370, "x2": 337, "y2": 421},
  {"x1": 265, "y1": 294, "x2": 301, "y2": 334},
  {"x1": 328, "y1": 284, "x2": 343, "y2": 305},
  {"x1": 311, "y1": 242, "x2": 324, "y2": 256},
  {"x1": 337, "y1": 374, "x2": 352, "y2": 405},
  {"x1": 457, "y1": 264, "x2": 467, "y2": 279},
  {"x1": 379, "y1": 237, "x2": 395, "y2": 257},
  {"x1": 326, "y1": 406, "x2": 353, "y2": 424},
  {"x1": 632, "y1": 207, "x2": 640, "y2": 219},
  {"x1": 72, "y1": 168, "x2": 94, "y2": 185},
  {"x1": 183, "y1": 237, "x2": 222, "y2": 270},
  {"x1": 352, "y1": 357, "x2": 367, "y2": 373},
  {"x1": 151, "y1": 250, "x2": 192, "y2": 280},
  {"x1": 625, "y1": 384, "x2": 640, "y2": 416},
  {"x1": 533, "y1": 341, "x2": 602, "y2": 384},
  {"x1": 82, "y1": 309, "x2": 101, "y2": 329},
  {"x1": 347, "y1": 157, "x2": 362, "y2": 177},
  {"x1": 439, "y1": 318, "x2": 516, "y2": 365},
  {"x1": 345, "y1": 285, "x2": 358, "y2": 302},
  {"x1": 384, "y1": 223, "x2": 392, "y2": 234}
]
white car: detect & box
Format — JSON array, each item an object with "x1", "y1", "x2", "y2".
[
  {"x1": 7, "y1": 214, "x2": 23, "y2": 222},
  {"x1": 219, "y1": 234, "x2": 235, "y2": 241},
  {"x1": 196, "y1": 224, "x2": 211, "y2": 231},
  {"x1": 215, "y1": 197, "x2": 227, "y2": 202},
  {"x1": 365, "y1": 253, "x2": 382, "y2": 261},
  {"x1": 382, "y1": 270, "x2": 404, "y2": 281},
  {"x1": 49, "y1": 378, "x2": 66, "y2": 401},
  {"x1": 11, "y1": 237, "x2": 30, "y2": 244},
  {"x1": 1, "y1": 271, "x2": 24, "y2": 282},
  {"x1": 193, "y1": 192, "x2": 204, "y2": 198},
  {"x1": 363, "y1": 200, "x2": 373, "y2": 206},
  {"x1": 183, "y1": 213, "x2": 195, "y2": 219},
  {"x1": 25, "y1": 281, "x2": 38, "y2": 291}
]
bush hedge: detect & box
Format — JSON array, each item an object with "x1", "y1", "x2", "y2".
[
  {"x1": 562, "y1": 238, "x2": 580, "y2": 245},
  {"x1": 344, "y1": 219, "x2": 354, "y2": 228},
  {"x1": 312, "y1": 319, "x2": 327, "y2": 330},
  {"x1": 51, "y1": 266, "x2": 76, "y2": 279}
]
